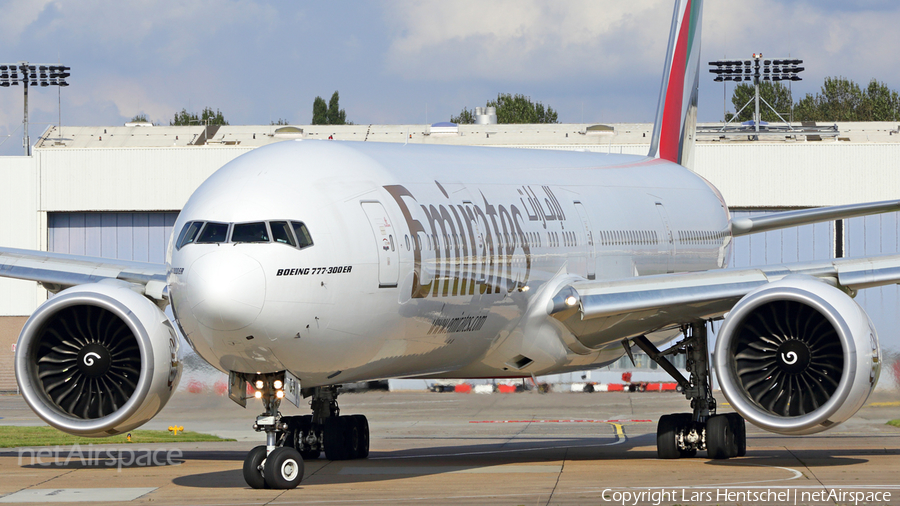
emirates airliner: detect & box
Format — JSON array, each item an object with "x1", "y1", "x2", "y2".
[{"x1": 2, "y1": 0, "x2": 896, "y2": 489}]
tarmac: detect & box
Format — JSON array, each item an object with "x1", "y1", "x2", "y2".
[{"x1": 0, "y1": 388, "x2": 899, "y2": 505}]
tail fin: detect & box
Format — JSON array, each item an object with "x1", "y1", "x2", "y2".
[{"x1": 647, "y1": 0, "x2": 703, "y2": 170}]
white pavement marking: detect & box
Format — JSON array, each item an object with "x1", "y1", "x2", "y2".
[
  {"x1": 0, "y1": 488, "x2": 156, "y2": 503},
  {"x1": 338, "y1": 465, "x2": 562, "y2": 475},
  {"x1": 578, "y1": 461, "x2": 805, "y2": 491}
]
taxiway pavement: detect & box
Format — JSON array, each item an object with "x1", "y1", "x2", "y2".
[{"x1": 1, "y1": 389, "x2": 899, "y2": 505}]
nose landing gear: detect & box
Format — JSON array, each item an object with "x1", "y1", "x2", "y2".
[
  {"x1": 239, "y1": 377, "x2": 370, "y2": 490},
  {"x1": 632, "y1": 322, "x2": 747, "y2": 460}
]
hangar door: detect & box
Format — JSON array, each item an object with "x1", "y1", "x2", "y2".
[{"x1": 49, "y1": 212, "x2": 179, "y2": 263}]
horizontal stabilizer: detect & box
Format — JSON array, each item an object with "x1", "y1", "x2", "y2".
[{"x1": 731, "y1": 199, "x2": 900, "y2": 236}]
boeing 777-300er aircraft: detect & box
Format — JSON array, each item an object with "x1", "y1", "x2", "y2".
[{"x1": 2, "y1": 0, "x2": 897, "y2": 489}]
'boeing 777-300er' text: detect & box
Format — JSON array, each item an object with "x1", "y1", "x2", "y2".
[{"x1": 2, "y1": 0, "x2": 896, "y2": 489}]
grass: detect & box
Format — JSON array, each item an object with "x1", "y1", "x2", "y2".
[
  {"x1": 0, "y1": 425, "x2": 233, "y2": 448},
  {"x1": 888, "y1": 420, "x2": 900, "y2": 429}
]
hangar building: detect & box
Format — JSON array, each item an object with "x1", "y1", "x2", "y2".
[{"x1": 1, "y1": 121, "x2": 899, "y2": 391}]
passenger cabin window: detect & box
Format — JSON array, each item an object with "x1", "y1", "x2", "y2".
[
  {"x1": 196, "y1": 222, "x2": 229, "y2": 244},
  {"x1": 232, "y1": 222, "x2": 270, "y2": 243},
  {"x1": 291, "y1": 221, "x2": 314, "y2": 249},
  {"x1": 270, "y1": 221, "x2": 296, "y2": 247},
  {"x1": 176, "y1": 221, "x2": 203, "y2": 250}
]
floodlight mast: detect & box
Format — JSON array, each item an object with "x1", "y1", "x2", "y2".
[
  {"x1": 0, "y1": 61, "x2": 71, "y2": 155},
  {"x1": 707, "y1": 54, "x2": 804, "y2": 139}
]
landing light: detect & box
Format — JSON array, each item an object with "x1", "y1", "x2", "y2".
[
  {"x1": 254, "y1": 390, "x2": 263, "y2": 399},
  {"x1": 273, "y1": 380, "x2": 283, "y2": 389},
  {"x1": 276, "y1": 390, "x2": 284, "y2": 399},
  {"x1": 565, "y1": 295, "x2": 578, "y2": 307},
  {"x1": 255, "y1": 380, "x2": 264, "y2": 389}
]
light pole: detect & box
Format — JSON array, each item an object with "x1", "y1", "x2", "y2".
[
  {"x1": 708, "y1": 55, "x2": 803, "y2": 135},
  {"x1": 0, "y1": 62, "x2": 70, "y2": 156}
]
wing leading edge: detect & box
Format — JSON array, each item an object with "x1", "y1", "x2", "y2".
[
  {"x1": 0, "y1": 247, "x2": 168, "y2": 303},
  {"x1": 549, "y1": 254, "x2": 900, "y2": 349},
  {"x1": 730, "y1": 199, "x2": 900, "y2": 236}
]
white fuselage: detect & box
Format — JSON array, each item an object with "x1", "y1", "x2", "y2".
[{"x1": 167, "y1": 140, "x2": 730, "y2": 388}]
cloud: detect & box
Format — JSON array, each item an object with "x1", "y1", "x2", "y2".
[
  {"x1": 702, "y1": 1, "x2": 900, "y2": 95},
  {"x1": 0, "y1": 0, "x2": 54, "y2": 46},
  {"x1": 382, "y1": 0, "x2": 672, "y2": 83}
]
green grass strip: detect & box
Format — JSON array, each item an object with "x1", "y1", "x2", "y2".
[
  {"x1": 888, "y1": 420, "x2": 900, "y2": 429},
  {"x1": 0, "y1": 425, "x2": 233, "y2": 448}
]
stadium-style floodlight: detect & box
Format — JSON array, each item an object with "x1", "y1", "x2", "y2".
[
  {"x1": 0, "y1": 61, "x2": 70, "y2": 155},
  {"x1": 708, "y1": 54, "x2": 804, "y2": 136}
]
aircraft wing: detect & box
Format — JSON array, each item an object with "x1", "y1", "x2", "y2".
[
  {"x1": 549, "y1": 254, "x2": 900, "y2": 348},
  {"x1": 730, "y1": 199, "x2": 900, "y2": 236},
  {"x1": 0, "y1": 246, "x2": 168, "y2": 302}
]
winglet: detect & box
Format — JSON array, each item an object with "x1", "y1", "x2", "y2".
[{"x1": 648, "y1": 0, "x2": 703, "y2": 170}]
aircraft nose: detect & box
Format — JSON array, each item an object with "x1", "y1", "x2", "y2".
[{"x1": 184, "y1": 249, "x2": 266, "y2": 331}]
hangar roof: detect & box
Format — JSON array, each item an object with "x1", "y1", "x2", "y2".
[{"x1": 34, "y1": 122, "x2": 900, "y2": 151}]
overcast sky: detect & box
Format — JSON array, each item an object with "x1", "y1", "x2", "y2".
[{"x1": 2, "y1": 0, "x2": 899, "y2": 156}]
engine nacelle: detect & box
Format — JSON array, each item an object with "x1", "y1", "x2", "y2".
[
  {"x1": 715, "y1": 276, "x2": 881, "y2": 435},
  {"x1": 15, "y1": 281, "x2": 181, "y2": 437}
]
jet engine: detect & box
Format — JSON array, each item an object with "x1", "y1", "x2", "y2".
[
  {"x1": 714, "y1": 275, "x2": 881, "y2": 436},
  {"x1": 15, "y1": 281, "x2": 181, "y2": 437}
]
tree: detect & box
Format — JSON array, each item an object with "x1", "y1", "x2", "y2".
[
  {"x1": 451, "y1": 94, "x2": 559, "y2": 124},
  {"x1": 730, "y1": 81, "x2": 793, "y2": 122},
  {"x1": 450, "y1": 107, "x2": 476, "y2": 124},
  {"x1": 170, "y1": 109, "x2": 196, "y2": 126},
  {"x1": 170, "y1": 107, "x2": 228, "y2": 126},
  {"x1": 730, "y1": 76, "x2": 900, "y2": 122},
  {"x1": 311, "y1": 91, "x2": 349, "y2": 125},
  {"x1": 326, "y1": 91, "x2": 347, "y2": 125},
  {"x1": 792, "y1": 77, "x2": 891, "y2": 122},
  {"x1": 200, "y1": 107, "x2": 228, "y2": 125},
  {"x1": 311, "y1": 97, "x2": 328, "y2": 125},
  {"x1": 491, "y1": 93, "x2": 558, "y2": 124},
  {"x1": 270, "y1": 118, "x2": 290, "y2": 125},
  {"x1": 130, "y1": 113, "x2": 149, "y2": 123},
  {"x1": 861, "y1": 79, "x2": 900, "y2": 121}
]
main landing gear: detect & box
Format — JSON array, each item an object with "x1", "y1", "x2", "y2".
[
  {"x1": 241, "y1": 379, "x2": 370, "y2": 489},
  {"x1": 631, "y1": 322, "x2": 746, "y2": 460}
]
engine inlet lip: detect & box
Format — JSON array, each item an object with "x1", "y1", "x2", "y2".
[
  {"x1": 715, "y1": 284, "x2": 856, "y2": 433},
  {"x1": 15, "y1": 290, "x2": 154, "y2": 436}
]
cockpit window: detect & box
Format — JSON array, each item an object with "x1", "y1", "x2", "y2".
[
  {"x1": 269, "y1": 221, "x2": 296, "y2": 247},
  {"x1": 292, "y1": 221, "x2": 313, "y2": 249},
  {"x1": 176, "y1": 221, "x2": 203, "y2": 250},
  {"x1": 231, "y1": 222, "x2": 270, "y2": 243},
  {"x1": 176, "y1": 220, "x2": 312, "y2": 249},
  {"x1": 196, "y1": 222, "x2": 229, "y2": 244}
]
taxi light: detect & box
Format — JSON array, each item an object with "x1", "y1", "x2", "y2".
[
  {"x1": 255, "y1": 380, "x2": 264, "y2": 389},
  {"x1": 254, "y1": 390, "x2": 263, "y2": 399},
  {"x1": 276, "y1": 390, "x2": 284, "y2": 399},
  {"x1": 273, "y1": 380, "x2": 283, "y2": 389}
]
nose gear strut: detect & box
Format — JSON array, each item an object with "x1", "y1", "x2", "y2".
[{"x1": 238, "y1": 374, "x2": 371, "y2": 489}]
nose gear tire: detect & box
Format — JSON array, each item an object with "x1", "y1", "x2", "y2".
[
  {"x1": 263, "y1": 447, "x2": 304, "y2": 489},
  {"x1": 242, "y1": 446, "x2": 269, "y2": 489}
]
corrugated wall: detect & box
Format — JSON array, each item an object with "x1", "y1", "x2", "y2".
[
  {"x1": 38, "y1": 147, "x2": 251, "y2": 212},
  {"x1": 0, "y1": 157, "x2": 44, "y2": 315},
  {"x1": 695, "y1": 143, "x2": 900, "y2": 208}
]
